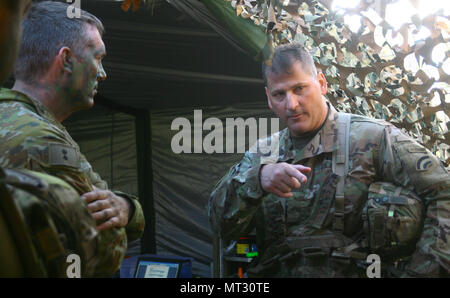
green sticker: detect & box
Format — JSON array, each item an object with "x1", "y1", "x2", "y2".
[{"x1": 246, "y1": 252, "x2": 258, "y2": 258}]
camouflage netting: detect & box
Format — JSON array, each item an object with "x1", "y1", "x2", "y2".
[
  {"x1": 226, "y1": 0, "x2": 450, "y2": 167},
  {"x1": 121, "y1": 0, "x2": 449, "y2": 167}
]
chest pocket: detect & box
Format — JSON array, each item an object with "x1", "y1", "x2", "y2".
[
  {"x1": 286, "y1": 188, "x2": 316, "y2": 225},
  {"x1": 286, "y1": 158, "x2": 336, "y2": 232}
]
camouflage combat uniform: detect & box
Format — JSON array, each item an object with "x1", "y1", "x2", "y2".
[
  {"x1": 0, "y1": 88, "x2": 145, "y2": 277},
  {"x1": 209, "y1": 104, "x2": 450, "y2": 277},
  {"x1": 0, "y1": 167, "x2": 98, "y2": 277}
]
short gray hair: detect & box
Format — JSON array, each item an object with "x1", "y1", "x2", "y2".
[
  {"x1": 14, "y1": 1, "x2": 104, "y2": 83},
  {"x1": 262, "y1": 43, "x2": 317, "y2": 86}
]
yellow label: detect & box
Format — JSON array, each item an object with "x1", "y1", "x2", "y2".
[{"x1": 236, "y1": 244, "x2": 249, "y2": 255}]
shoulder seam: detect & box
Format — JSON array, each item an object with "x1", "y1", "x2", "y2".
[{"x1": 350, "y1": 116, "x2": 387, "y2": 126}]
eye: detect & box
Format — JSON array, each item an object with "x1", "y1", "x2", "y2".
[
  {"x1": 294, "y1": 86, "x2": 304, "y2": 93},
  {"x1": 272, "y1": 91, "x2": 285, "y2": 101}
]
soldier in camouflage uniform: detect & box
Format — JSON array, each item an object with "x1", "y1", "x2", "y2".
[
  {"x1": 0, "y1": 0, "x2": 101, "y2": 277},
  {"x1": 0, "y1": 2, "x2": 145, "y2": 276},
  {"x1": 0, "y1": 167, "x2": 99, "y2": 277},
  {"x1": 209, "y1": 43, "x2": 450, "y2": 277}
]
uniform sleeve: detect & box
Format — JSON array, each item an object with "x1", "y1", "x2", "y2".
[
  {"x1": 20, "y1": 126, "x2": 144, "y2": 275},
  {"x1": 23, "y1": 126, "x2": 94, "y2": 195},
  {"x1": 22, "y1": 125, "x2": 145, "y2": 243},
  {"x1": 84, "y1": 164, "x2": 145, "y2": 242},
  {"x1": 113, "y1": 190, "x2": 145, "y2": 242},
  {"x1": 208, "y1": 151, "x2": 266, "y2": 241},
  {"x1": 379, "y1": 125, "x2": 450, "y2": 277},
  {"x1": 40, "y1": 174, "x2": 129, "y2": 277},
  {"x1": 75, "y1": 165, "x2": 142, "y2": 277}
]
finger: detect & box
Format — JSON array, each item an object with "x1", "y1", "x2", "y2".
[
  {"x1": 292, "y1": 165, "x2": 312, "y2": 174},
  {"x1": 285, "y1": 166, "x2": 309, "y2": 184},
  {"x1": 81, "y1": 189, "x2": 108, "y2": 204},
  {"x1": 279, "y1": 175, "x2": 299, "y2": 189},
  {"x1": 97, "y1": 216, "x2": 120, "y2": 232},
  {"x1": 91, "y1": 207, "x2": 118, "y2": 222},
  {"x1": 289, "y1": 176, "x2": 301, "y2": 189},
  {"x1": 274, "y1": 180, "x2": 292, "y2": 193},
  {"x1": 86, "y1": 199, "x2": 111, "y2": 213},
  {"x1": 271, "y1": 188, "x2": 293, "y2": 198}
]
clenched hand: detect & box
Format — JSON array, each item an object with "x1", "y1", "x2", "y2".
[{"x1": 260, "y1": 162, "x2": 311, "y2": 198}]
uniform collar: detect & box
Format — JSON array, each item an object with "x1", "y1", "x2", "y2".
[
  {"x1": 278, "y1": 101, "x2": 339, "y2": 163},
  {"x1": 0, "y1": 88, "x2": 61, "y2": 126}
]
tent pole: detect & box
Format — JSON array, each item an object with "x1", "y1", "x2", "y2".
[{"x1": 135, "y1": 110, "x2": 156, "y2": 254}]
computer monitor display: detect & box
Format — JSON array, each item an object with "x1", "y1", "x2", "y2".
[{"x1": 134, "y1": 258, "x2": 181, "y2": 278}]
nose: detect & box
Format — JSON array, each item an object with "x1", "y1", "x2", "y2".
[
  {"x1": 97, "y1": 62, "x2": 107, "y2": 81},
  {"x1": 285, "y1": 91, "x2": 299, "y2": 111}
]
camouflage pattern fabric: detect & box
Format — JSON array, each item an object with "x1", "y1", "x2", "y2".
[
  {"x1": 209, "y1": 103, "x2": 450, "y2": 277},
  {"x1": 363, "y1": 182, "x2": 424, "y2": 258},
  {"x1": 0, "y1": 88, "x2": 145, "y2": 276},
  {"x1": 1, "y1": 167, "x2": 98, "y2": 277}
]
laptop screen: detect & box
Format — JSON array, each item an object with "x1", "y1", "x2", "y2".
[{"x1": 134, "y1": 259, "x2": 181, "y2": 278}]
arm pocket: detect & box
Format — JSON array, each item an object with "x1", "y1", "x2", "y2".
[{"x1": 363, "y1": 182, "x2": 424, "y2": 258}]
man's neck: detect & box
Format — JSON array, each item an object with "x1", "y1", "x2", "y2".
[{"x1": 12, "y1": 80, "x2": 71, "y2": 123}]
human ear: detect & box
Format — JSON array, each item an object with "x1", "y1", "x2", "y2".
[
  {"x1": 317, "y1": 72, "x2": 328, "y2": 95},
  {"x1": 266, "y1": 86, "x2": 273, "y2": 110},
  {"x1": 58, "y1": 47, "x2": 74, "y2": 74}
]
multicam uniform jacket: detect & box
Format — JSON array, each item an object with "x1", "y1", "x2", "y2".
[
  {"x1": 0, "y1": 88, "x2": 145, "y2": 276},
  {"x1": 209, "y1": 104, "x2": 450, "y2": 277}
]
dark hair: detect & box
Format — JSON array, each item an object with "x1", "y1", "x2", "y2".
[
  {"x1": 262, "y1": 43, "x2": 317, "y2": 86},
  {"x1": 14, "y1": 1, "x2": 104, "y2": 83}
]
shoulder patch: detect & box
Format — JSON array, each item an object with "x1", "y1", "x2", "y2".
[
  {"x1": 416, "y1": 155, "x2": 434, "y2": 172},
  {"x1": 48, "y1": 143, "x2": 79, "y2": 168}
]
